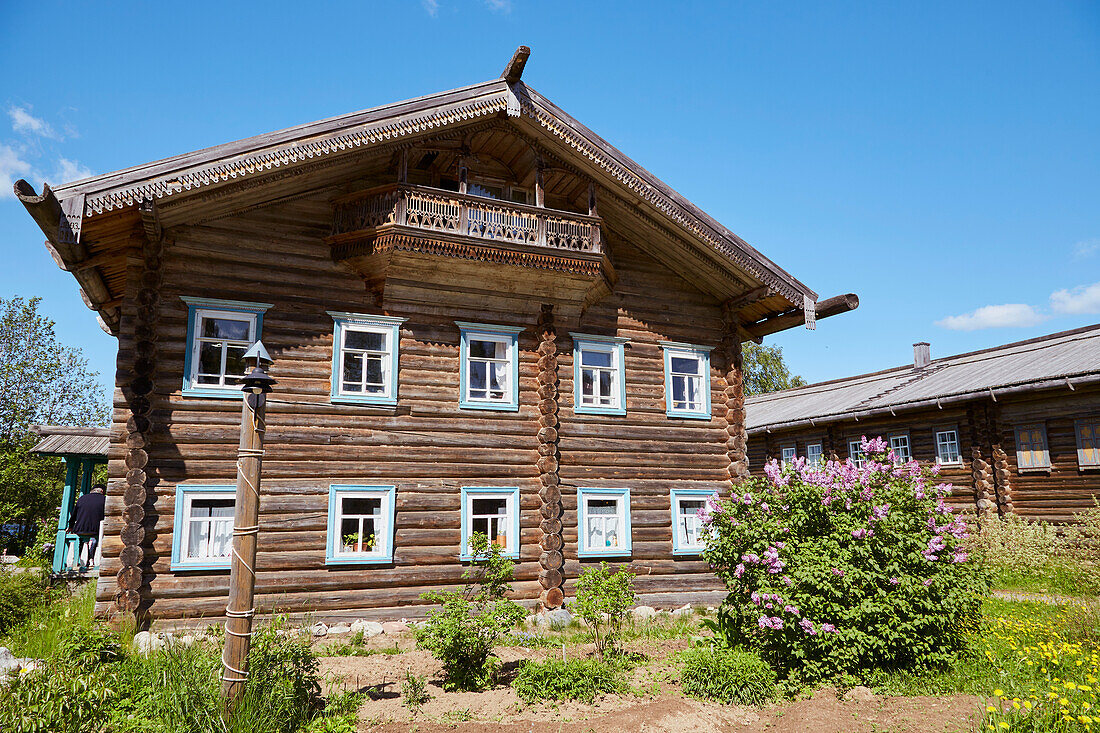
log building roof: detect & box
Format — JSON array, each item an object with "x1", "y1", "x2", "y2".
[
  {"x1": 14, "y1": 47, "x2": 855, "y2": 339},
  {"x1": 746, "y1": 323, "x2": 1100, "y2": 434}
]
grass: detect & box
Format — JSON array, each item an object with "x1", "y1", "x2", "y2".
[
  {"x1": 0, "y1": 582, "x2": 113, "y2": 658},
  {"x1": 502, "y1": 611, "x2": 708, "y2": 651},
  {"x1": 512, "y1": 657, "x2": 630, "y2": 703},
  {"x1": 989, "y1": 561, "x2": 1099, "y2": 598},
  {"x1": 320, "y1": 631, "x2": 402, "y2": 657}
]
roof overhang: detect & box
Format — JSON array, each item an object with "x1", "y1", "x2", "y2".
[{"x1": 29, "y1": 425, "x2": 110, "y2": 459}]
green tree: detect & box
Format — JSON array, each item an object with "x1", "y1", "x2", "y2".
[
  {"x1": 742, "y1": 343, "x2": 806, "y2": 396},
  {"x1": 0, "y1": 296, "x2": 109, "y2": 548}
]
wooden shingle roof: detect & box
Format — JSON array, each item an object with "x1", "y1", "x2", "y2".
[{"x1": 30, "y1": 425, "x2": 110, "y2": 458}]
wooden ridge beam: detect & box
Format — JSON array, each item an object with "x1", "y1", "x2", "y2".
[
  {"x1": 744, "y1": 293, "x2": 859, "y2": 340},
  {"x1": 501, "y1": 46, "x2": 531, "y2": 83}
]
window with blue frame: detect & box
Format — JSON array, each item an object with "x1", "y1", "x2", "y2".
[
  {"x1": 670, "y1": 488, "x2": 716, "y2": 555},
  {"x1": 457, "y1": 322, "x2": 523, "y2": 411},
  {"x1": 660, "y1": 342, "x2": 712, "y2": 419},
  {"x1": 171, "y1": 485, "x2": 235, "y2": 570},
  {"x1": 460, "y1": 487, "x2": 520, "y2": 560},
  {"x1": 571, "y1": 333, "x2": 628, "y2": 416},
  {"x1": 328, "y1": 312, "x2": 405, "y2": 406},
  {"x1": 181, "y1": 297, "x2": 272, "y2": 398},
  {"x1": 326, "y1": 485, "x2": 396, "y2": 565},
  {"x1": 577, "y1": 487, "x2": 631, "y2": 557}
]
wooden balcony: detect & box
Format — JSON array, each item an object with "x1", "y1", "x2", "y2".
[{"x1": 328, "y1": 184, "x2": 603, "y2": 260}]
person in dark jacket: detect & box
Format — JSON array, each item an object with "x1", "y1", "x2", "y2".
[{"x1": 70, "y1": 484, "x2": 106, "y2": 570}]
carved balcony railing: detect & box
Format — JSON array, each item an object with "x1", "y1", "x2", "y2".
[{"x1": 331, "y1": 184, "x2": 602, "y2": 256}]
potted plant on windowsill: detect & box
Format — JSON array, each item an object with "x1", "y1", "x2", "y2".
[{"x1": 342, "y1": 532, "x2": 376, "y2": 554}]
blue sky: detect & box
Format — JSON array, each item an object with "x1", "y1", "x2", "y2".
[{"x1": 2, "y1": 1, "x2": 1098, "y2": 397}]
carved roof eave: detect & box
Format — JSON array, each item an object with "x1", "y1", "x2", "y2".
[{"x1": 37, "y1": 74, "x2": 817, "y2": 311}]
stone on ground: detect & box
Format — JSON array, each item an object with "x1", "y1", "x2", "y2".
[{"x1": 350, "y1": 619, "x2": 384, "y2": 637}]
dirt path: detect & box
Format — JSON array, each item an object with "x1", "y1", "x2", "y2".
[{"x1": 315, "y1": 632, "x2": 983, "y2": 733}]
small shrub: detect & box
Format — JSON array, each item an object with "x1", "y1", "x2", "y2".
[
  {"x1": 679, "y1": 646, "x2": 776, "y2": 705},
  {"x1": 0, "y1": 664, "x2": 114, "y2": 733},
  {"x1": 512, "y1": 657, "x2": 628, "y2": 703},
  {"x1": 968, "y1": 513, "x2": 1060, "y2": 574},
  {"x1": 402, "y1": 671, "x2": 429, "y2": 712},
  {"x1": 415, "y1": 532, "x2": 527, "y2": 691},
  {"x1": 573, "y1": 562, "x2": 636, "y2": 659},
  {"x1": 58, "y1": 624, "x2": 124, "y2": 670},
  {"x1": 0, "y1": 568, "x2": 52, "y2": 634},
  {"x1": 1065, "y1": 500, "x2": 1100, "y2": 592},
  {"x1": 704, "y1": 436, "x2": 988, "y2": 682}
]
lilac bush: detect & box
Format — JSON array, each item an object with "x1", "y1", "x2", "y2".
[{"x1": 702, "y1": 436, "x2": 987, "y2": 682}]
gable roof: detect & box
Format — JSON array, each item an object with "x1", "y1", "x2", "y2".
[
  {"x1": 29, "y1": 425, "x2": 110, "y2": 458},
  {"x1": 16, "y1": 47, "x2": 854, "y2": 338},
  {"x1": 746, "y1": 323, "x2": 1100, "y2": 434}
]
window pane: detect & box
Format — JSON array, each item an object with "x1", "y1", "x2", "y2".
[
  {"x1": 188, "y1": 520, "x2": 209, "y2": 558},
  {"x1": 489, "y1": 362, "x2": 508, "y2": 397},
  {"x1": 198, "y1": 342, "x2": 222, "y2": 376},
  {"x1": 581, "y1": 349, "x2": 612, "y2": 368},
  {"x1": 472, "y1": 498, "x2": 508, "y2": 515},
  {"x1": 364, "y1": 356, "x2": 384, "y2": 389},
  {"x1": 679, "y1": 499, "x2": 705, "y2": 516},
  {"x1": 224, "y1": 345, "x2": 247, "y2": 381},
  {"x1": 672, "y1": 376, "x2": 686, "y2": 403},
  {"x1": 210, "y1": 520, "x2": 232, "y2": 558},
  {"x1": 345, "y1": 330, "x2": 385, "y2": 352},
  {"x1": 599, "y1": 370, "x2": 613, "y2": 398},
  {"x1": 343, "y1": 497, "x2": 381, "y2": 516},
  {"x1": 671, "y1": 356, "x2": 699, "y2": 374},
  {"x1": 470, "y1": 339, "x2": 506, "y2": 359},
  {"x1": 342, "y1": 352, "x2": 363, "y2": 388},
  {"x1": 468, "y1": 361, "x2": 487, "y2": 390},
  {"x1": 193, "y1": 498, "x2": 234, "y2": 517},
  {"x1": 203, "y1": 317, "x2": 250, "y2": 340},
  {"x1": 581, "y1": 369, "x2": 594, "y2": 398},
  {"x1": 340, "y1": 517, "x2": 360, "y2": 550},
  {"x1": 588, "y1": 499, "x2": 617, "y2": 514}
]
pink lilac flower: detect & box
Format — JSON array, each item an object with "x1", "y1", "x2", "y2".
[
  {"x1": 832, "y1": 568, "x2": 844, "y2": 577},
  {"x1": 784, "y1": 604, "x2": 800, "y2": 616},
  {"x1": 889, "y1": 577, "x2": 899, "y2": 585},
  {"x1": 821, "y1": 623, "x2": 837, "y2": 633},
  {"x1": 750, "y1": 591, "x2": 761, "y2": 605},
  {"x1": 782, "y1": 575, "x2": 793, "y2": 586},
  {"x1": 923, "y1": 578, "x2": 933, "y2": 587},
  {"x1": 799, "y1": 618, "x2": 817, "y2": 635},
  {"x1": 951, "y1": 549, "x2": 969, "y2": 563},
  {"x1": 852, "y1": 528, "x2": 874, "y2": 540},
  {"x1": 733, "y1": 563, "x2": 745, "y2": 578},
  {"x1": 870, "y1": 504, "x2": 890, "y2": 521}
]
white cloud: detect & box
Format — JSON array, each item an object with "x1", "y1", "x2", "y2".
[
  {"x1": 485, "y1": 0, "x2": 511, "y2": 10},
  {"x1": 0, "y1": 144, "x2": 34, "y2": 199},
  {"x1": 55, "y1": 157, "x2": 92, "y2": 183},
  {"x1": 8, "y1": 105, "x2": 57, "y2": 139},
  {"x1": 422, "y1": 0, "x2": 439, "y2": 16},
  {"x1": 1050, "y1": 281, "x2": 1100, "y2": 315},
  {"x1": 935, "y1": 303, "x2": 1047, "y2": 331},
  {"x1": 1073, "y1": 239, "x2": 1100, "y2": 259}
]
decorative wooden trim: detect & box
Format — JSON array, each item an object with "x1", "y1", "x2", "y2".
[
  {"x1": 535, "y1": 304, "x2": 565, "y2": 610},
  {"x1": 330, "y1": 229, "x2": 604, "y2": 277}
]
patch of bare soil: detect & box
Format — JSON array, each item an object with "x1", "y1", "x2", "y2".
[{"x1": 316, "y1": 632, "x2": 982, "y2": 733}]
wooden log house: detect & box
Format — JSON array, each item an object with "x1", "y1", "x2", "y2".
[
  {"x1": 16, "y1": 48, "x2": 856, "y2": 624},
  {"x1": 747, "y1": 326, "x2": 1100, "y2": 522}
]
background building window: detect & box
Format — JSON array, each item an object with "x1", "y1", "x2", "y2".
[
  {"x1": 327, "y1": 485, "x2": 395, "y2": 565},
  {"x1": 461, "y1": 487, "x2": 520, "y2": 559},
  {"x1": 848, "y1": 440, "x2": 865, "y2": 468},
  {"x1": 171, "y1": 485, "x2": 236, "y2": 570},
  {"x1": 577, "y1": 488, "x2": 631, "y2": 557},
  {"x1": 780, "y1": 446, "x2": 796, "y2": 466},
  {"x1": 935, "y1": 429, "x2": 961, "y2": 465},
  {"x1": 806, "y1": 443, "x2": 824, "y2": 464},
  {"x1": 889, "y1": 434, "x2": 912, "y2": 464},
  {"x1": 1015, "y1": 424, "x2": 1051, "y2": 470},
  {"x1": 1075, "y1": 419, "x2": 1100, "y2": 468}
]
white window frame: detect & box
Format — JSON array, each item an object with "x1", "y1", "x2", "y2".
[
  {"x1": 660, "y1": 342, "x2": 712, "y2": 420},
  {"x1": 326, "y1": 485, "x2": 396, "y2": 565},
  {"x1": 780, "y1": 445, "x2": 796, "y2": 466},
  {"x1": 1077, "y1": 418, "x2": 1100, "y2": 469},
  {"x1": 889, "y1": 433, "x2": 912, "y2": 465},
  {"x1": 935, "y1": 429, "x2": 962, "y2": 466},
  {"x1": 848, "y1": 439, "x2": 865, "y2": 468},
  {"x1": 1015, "y1": 423, "x2": 1051, "y2": 471},
  {"x1": 670, "y1": 489, "x2": 715, "y2": 555},
  {"x1": 171, "y1": 485, "x2": 236, "y2": 570},
  {"x1": 457, "y1": 322, "x2": 523, "y2": 411},
  {"x1": 805, "y1": 442, "x2": 824, "y2": 464},
  {"x1": 328, "y1": 312, "x2": 405, "y2": 407},
  {"x1": 181, "y1": 297, "x2": 271, "y2": 399},
  {"x1": 571, "y1": 333, "x2": 628, "y2": 416},
  {"x1": 577, "y1": 487, "x2": 632, "y2": 557},
  {"x1": 460, "y1": 487, "x2": 520, "y2": 560}
]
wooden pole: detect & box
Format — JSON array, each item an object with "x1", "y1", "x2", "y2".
[{"x1": 221, "y1": 369, "x2": 270, "y2": 704}]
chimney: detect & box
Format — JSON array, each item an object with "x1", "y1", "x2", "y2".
[{"x1": 913, "y1": 342, "x2": 931, "y2": 369}]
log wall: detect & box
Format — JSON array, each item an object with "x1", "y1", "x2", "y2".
[
  {"x1": 747, "y1": 385, "x2": 1100, "y2": 522},
  {"x1": 99, "y1": 192, "x2": 733, "y2": 622}
]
